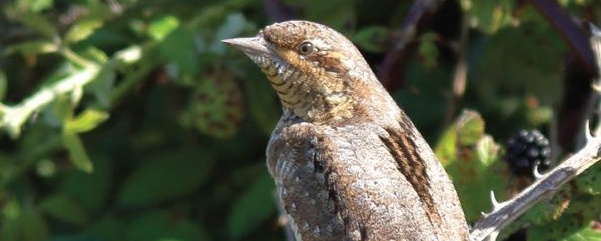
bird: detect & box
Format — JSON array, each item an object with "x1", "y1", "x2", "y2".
[{"x1": 223, "y1": 20, "x2": 469, "y2": 241}]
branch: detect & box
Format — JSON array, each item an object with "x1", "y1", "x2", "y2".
[
  {"x1": 0, "y1": 64, "x2": 100, "y2": 138},
  {"x1": 469, "y1": 24, "x2": 601, "y2": 241}
]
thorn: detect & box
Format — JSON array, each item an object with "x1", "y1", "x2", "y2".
[
  {"x1": 585, "y1": 120, "x2": 593, "y2": 141},
  {"x1": 490, "y1": 190, "x2": 500, "y2": 209},
  {"x1": 533, "y1": 165, "x2": 544, "y2": 179}
]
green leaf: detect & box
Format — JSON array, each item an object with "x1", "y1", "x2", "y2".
[
  {"x1": 39, "y1": 194, "x2": 90, "y2": 226},
  {"x1": 473, "y1": 22, "x2": 565, "y2": 105},
  {"x1": 244, "y1": 69, "x2": 280, "y2": 135},
  {"x1": 575, "y1": 162, "x2": 601, "y2": 195},
  {"x1": 352, "y1": 26, "x2": 389, "y2": 53},
  {"x1": 1, "y1": 198, "x2": 21, "y2": 241},
  {"x1": 0, "y1": 72, "x2": 6, "y2": 101},
  {"x1": 18, "y1": 12, "x2": 58, "y2": 39},
  {"x1": 127, "y1": 211, "x2": 210, "y2": 241},
  {"x1": 61, "y1": 155, "x2": 112, "y2": 213},
  {"x1": 83, "y1": 215, "x2": 126, "y2": 241},
  {"x1": 64, "y1": 108, "x2": 109, "y2": 133},
  {"x1": 228, "y1": 172, "x2": 276, "y2": 239},
  {"x1": 159, "y1": 28, "x2": 200, "y2": 76},
  {"x1": 148, "y1": 15, "x2": 180, "y2": 41},
  {"x1": 528, "y1": 215, "x2": 601, "y2": 241},
  {"x1": 460, "y1": 0, "x2": 515, "y2": 33},
  {"x1": 3, "y1": 40, "x2": 58, "y2": 56},
  {"x1": 418, "y1": 32, "x2": 439, "y2": 68},
  {"x1": 64, "y1": 5, "x2": 110, "y2": 43},
  {"x1": 435, "y1": 110, "x2": 506, "y2": 221},
  {"x1": 20, "y1": 208, "x2": 49, "y2": 241},
  {"x1": 16, "y1": 0, "x2": 53, "y2": 12},
  {"x1": 118, "y1": 148, "x2": 214, "y2": 207},
  {"x1": 62, "y1": 132, "x2": 94, "y2": 173},
  {"x1": 211, "y1": 13, "x2": 247, "y2": 54},
  {"x1": 455, "y1": 110, "x2": 485, "y2": 146}
]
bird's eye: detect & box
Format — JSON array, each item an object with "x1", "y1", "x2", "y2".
[{"x1": 298, "y1": 41, "x2": 314, "y2": 55}]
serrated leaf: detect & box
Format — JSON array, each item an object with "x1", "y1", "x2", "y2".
[
  {"x1": 62, "y1": 132, "x2": 93, "y2": 173},
  {"x1": 127, "y1": 211, "x2": 210, "y2": 241},
  {"x1": 148, "y1": 15, "x2": 180, "y2": 41},
  {"x1": 228, "y1": 172, "x2": 276, "y2": 239},
  {"x1": 435, "y1": 110, "x2": 506, "y2": 221},
  {"x1": 19, "y1": 12, "x2": 58, "y2": 39},
  {"x1": 39, "y1": 194, "x2": 89, "y2": 226},
  {"x1": 456, "y1": 110, "x2": 485, "y2": 146},
  {"x1": 65, "y1": 109, "x2": 109, "y2": 133},
  {"x1": 118, "y1": 148, "x2": 214, "y2": 207}
]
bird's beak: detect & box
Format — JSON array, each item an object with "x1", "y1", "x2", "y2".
[{"x1": 222, "y1": 36, "x2": 271, "y2": 57}]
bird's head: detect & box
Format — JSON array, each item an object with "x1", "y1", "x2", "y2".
[{"x1": 223, "y1": 20, "x2": 385, "y2": 124}]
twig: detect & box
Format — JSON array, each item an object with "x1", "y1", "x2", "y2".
[
  {"x1": 469, "y1": 24, "x2": 601, "y2": 241},
  {"x1": 469, "y1": 125, "x2": 601, "y2": 241},
  {"x1": 0, "y1": 64, "x2": 100, "y2": 138}
]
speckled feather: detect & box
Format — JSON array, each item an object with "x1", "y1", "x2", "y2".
[{"x1": 224, "y1": 20, "x2": 469, "y2": 241}]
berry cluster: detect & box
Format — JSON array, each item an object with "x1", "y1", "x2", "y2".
[{"x1": 505, "y1": 129, "x2": 552, "y2": 177}]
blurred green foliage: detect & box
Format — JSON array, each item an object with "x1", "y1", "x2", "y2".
[{"x1": 0, "y1": 0, "x2": 600, "y2": 240}]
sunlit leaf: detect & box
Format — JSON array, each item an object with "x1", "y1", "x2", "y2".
[
  {"x1": 3, "y1": 40, "x2": 58, "y2": 56},
  {"x1": 62, "y1": 132, "x2": 93, "y2": 173},
  {"x1": 149, "y1": 15, "x2": 180, "y2": 41},
  {"x1": 64, "y1": 108, "x2": 109, "y2": 133},
  {"x1": 64, "y1": 5, "x2": 111, "y2": 43},
  {"x1": 16, "y1": 0, "x2": 53, "y2": 12},
  {"x1": 39, "y1": 194, "x2": 90, "y2": 226},
  {"x1": 435, "y1": 110, "x2": 506, "y2": 222}
]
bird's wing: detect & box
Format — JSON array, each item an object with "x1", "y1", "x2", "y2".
[
  {"x1": 267, "y1": 121, "x2": 346, "y2": 241},
  {"x1": 266, "y1": 120, "x2": 440, "y2": 241}
]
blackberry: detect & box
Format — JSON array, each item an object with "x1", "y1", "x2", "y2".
[{"x1": 505, "y1": 129, "x2": 552, "y2": 177}]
